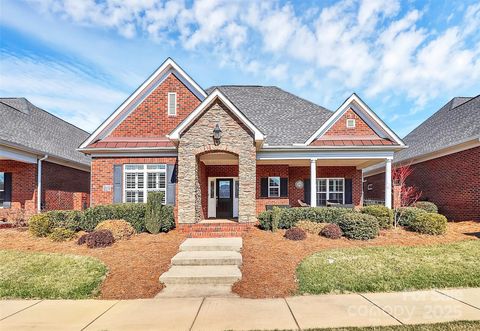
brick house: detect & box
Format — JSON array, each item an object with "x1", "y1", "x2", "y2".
[
  {"x1": 364, "y1": 96, "x2": 480, "y2": 221},
  {"x1": 0, "y1": 98, "x2": 90, "y2": 220},
  {"x1": 79, "y1": 58, "x2": 405, "y2": 231}
]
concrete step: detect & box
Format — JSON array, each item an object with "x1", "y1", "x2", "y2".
[
  {"x1": 180, "y1": 237, "x2": 242, "y2": 252},
  {"x1": 171, "y1": 251, "x2": 242, "y2": 266},
  {"x1": 156, "y1": 284, "x2": 238, "y2": 298},
  {"x1": 159, "y1": 265, "x2": 241, "y2": 285}
]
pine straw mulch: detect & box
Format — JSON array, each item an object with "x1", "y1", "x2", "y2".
[
  {"x1": 0, "y1": 229, "x2": 186, "y2": 299},
  {"x1": 232, "y1": 221, "x2": 480, "y2": 298}
]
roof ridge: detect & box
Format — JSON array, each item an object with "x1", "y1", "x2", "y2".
[{"x1": 449, "y1": 94, "x2": 479, "y2": 111}]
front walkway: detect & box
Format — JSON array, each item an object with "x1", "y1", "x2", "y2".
[{"x1": 1, "y1": 288, "x2": 479, "y2": 331}]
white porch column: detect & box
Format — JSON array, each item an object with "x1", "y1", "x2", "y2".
[
  {"x1": 385, "y1": 158, "x2": 392, "y2": 209},
  {"x1": 310, "y1": 158, "x2": 317, "y2": 207}
]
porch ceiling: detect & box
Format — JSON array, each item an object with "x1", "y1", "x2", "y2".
[
  {"x1": 199, "y1": 152, "x2": 239, "y2": 165},
  {"x1": 256, "y1": 158, "x2": 384, "y2": 169}
]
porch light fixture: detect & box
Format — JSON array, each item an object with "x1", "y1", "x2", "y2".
[{"x1": 213, "y1": 123, "x2": 222, "y2": 146}]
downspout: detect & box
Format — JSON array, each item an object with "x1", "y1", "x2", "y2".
[{"x1": 37, "y1": 155, "x2": 48, "y2": 212}]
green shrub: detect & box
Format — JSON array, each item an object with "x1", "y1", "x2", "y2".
[
  {"x1": 29, "y1": 214, "x2": 54, "y2": 237},
  {"x1": 82, "y1": 205, "x2": 117, "y2": 232},
  {"x1": 271, "y1": 207, "x2": 282, "y2": 232},
  {"x1": 338, "y1": 213, "x2": 379, "y2": 240},
  {"x1": 361, "y1": 205, "x2": 393, "y2": 229},
  {"x1": 410, "y1": 212, "x2": 447, "y2": 235},
  {"x1": 414, "y1": 201, "x2": 438, "y2": 213},
  {"x1": 258, "y1": 210, "x2": 273, "y2": 230},
  {"x1": 95, "y1": 220, "x2": 136, "y2": 240},
  {"x1": 296, "y1": 220, "x2": 328, "y2": 235},
  {"x1": 145, "y1": 192, "x2": 163, "y2": 234},
  {"x1": 48, "y1": 228, "x2": 76, "y2": 242},
  {"x1": 159, "y1": 204, "x2": 175, "y2": 232},
  {"x1": 80, "y1": 203, "x2": 146, "y2": 232},
  {"x1": 279, "y1": 207, "x2": 353, "y2": 229},
  {"x1": 46, "y1": 210, "x2": 84, "y2": 231},
  {"x1": 395, "y1": 207, "x2": 427, "y2": 226}
]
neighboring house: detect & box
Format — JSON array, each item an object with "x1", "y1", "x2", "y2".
[
  {"x1": 364, "y1": 96, "x2": 480, "y2": 221},
  {"x1": 0, "y1": 98, "x2": 91, "y2": 219},
  {"x1": 79, "y1": 58, "x2": 405, "y2": 229}
]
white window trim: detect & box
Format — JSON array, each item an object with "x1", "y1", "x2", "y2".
[
  {"x1": 316, "y1": 178, "x2": 345, "y2": 205},
  {"x1": 123, "y1": 164, "x2": 167, "y2": 203},
  {"x1": 346, "y1": 118, "x2": 356, "y2": 128},
  {"x1": 167, "y1": 92, "x2": 177, "y2": 116},
  {"x1": 268, "y1": 176, "x2": 280, "y2": 198}
]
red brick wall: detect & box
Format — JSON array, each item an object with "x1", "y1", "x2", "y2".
[
  {"x1": 364, "y1": 147, "x2": 480, "y2": 221},
  {"x1": 91, "y1": 157, "x2": 177, "y2": 206},
  {"x1": 42, "y1": 161, "x2": 90, "y2": 211},
  {"x1": 363, "y1": 172, "x2": 385, "y2": 201},
  {"x1": 110, "y1": 74, "x2": 201, "y2": 138},
  {"x1": 0, "y1": 160, "x2": 37, "y2": 214},
  {"x1": 324, "y1": 108, "x2": 378, "y2": 137},
  {"x1": 255, "y1": 165, "x2": 362, "y2": 214}
]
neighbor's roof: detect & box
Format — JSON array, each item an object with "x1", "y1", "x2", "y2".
[
  {"x1": 206, "y1": 86, "x2": 333, "y2": 145},
  {"x1": 0, "y1": 98, "x2": 91, "y2": 166},
  {"x1": 395, "y1": 95, "x2": 480, "y2": 163}
]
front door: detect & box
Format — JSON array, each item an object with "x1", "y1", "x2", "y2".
[{"x1": 216, "y1": 178, "x2": 233, "y2": 219}]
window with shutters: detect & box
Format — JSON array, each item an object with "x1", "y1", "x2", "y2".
[
  {"x1": 0, "y1": 172, "x2": 4, "y2": 208},
  {"x1": 124, "y1": 164, "x2": 166, "y2": 203},
  {"x1": 268, "y1": 177, "x2": 280, "y2": 197},
  {"x1": 316, "y1": 178, "x2": 344, "y2": 205},
  {"x1": 168, "y1": 92, "x2": 177, "y2": 116}
]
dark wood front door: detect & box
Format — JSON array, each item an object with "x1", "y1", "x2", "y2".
[{"x1": 216, "y1": 178, "x2": 233, "y2": 218}]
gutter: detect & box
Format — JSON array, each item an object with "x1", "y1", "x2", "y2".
[{"x1": 37, "y1": 155, "x2": 48, "y2": 212}]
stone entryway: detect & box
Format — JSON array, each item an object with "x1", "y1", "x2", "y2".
[{"x1": 158, "y1": 237, "x2": 242, "y2": 297}]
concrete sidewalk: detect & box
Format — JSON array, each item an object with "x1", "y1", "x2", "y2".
[{"x1": 1, "y1": 288, "x2": 479, "y2": 331}]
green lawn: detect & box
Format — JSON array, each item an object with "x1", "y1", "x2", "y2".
[
  {"x1": 0, "y1": 250, "x2": 107, "y2": 299},
  {"x1": 301, "y1": 321, "x2": 480, "y2": 331},
  {"x1": 297, "y1": 240, "x2": 480, "y2": 295}
]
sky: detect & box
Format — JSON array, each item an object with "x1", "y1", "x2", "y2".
[{"x1": 0, "y1": 0, "x2": 479, "y2": 138}]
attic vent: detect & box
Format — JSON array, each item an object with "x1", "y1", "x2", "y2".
[{"x1": 346, "y1": 118, "x2": 356, "y2": 128}]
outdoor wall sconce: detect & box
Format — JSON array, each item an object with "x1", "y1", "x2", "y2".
[{"x1": 213, "y1": 123, "x2": 222, "y2": 146}]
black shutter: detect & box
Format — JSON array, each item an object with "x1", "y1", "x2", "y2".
[
  {"x1": 280, "y1": 178, "x2": 288, "y2": 197},
  {"x1": 304, "y1": 178, "x2": 311, "y2": 205},
  {"x1": 3, "y1": 173, "x2": 12, "y2": 208},
  {"x1": 166, "y1": 164, "x2": 177, "y2": 205},
  {"x1": 260, "y1": 178, "x2": 268, "y2": 197},
  {"x1": 345, "y1": 178, "x2": 352, "y2": 204},
  {"x1": 113, "y1": 165, "x2": 122, "y2": 203}
]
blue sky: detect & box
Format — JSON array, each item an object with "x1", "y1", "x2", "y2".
[{"x1": 1, "y1": 0, "x2": 479, "y2": 137}]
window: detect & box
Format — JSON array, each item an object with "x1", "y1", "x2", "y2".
[
  {"x1": 268, "y1": 177, "x2": 280, "y2": 197},
  {"x1": 168, "y1": 92, "x2": 177, "y2": 116},
  {"x1": 124, "y1": 164, "x2": 167, "y2": 203},
  {"x1": 316, "y1": 178, "x2": 344, "y2": 205},
  {"x1": 0, "y1": 172, "x2": 4, "y2": 208},
  {"x1": 346, "y1": 118, "x2": 356, "y2": 128}
]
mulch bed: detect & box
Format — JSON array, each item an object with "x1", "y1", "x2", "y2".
[
  {"x1": 232, "y1": 221, "x2": 480, "y2": 298},
  {"x1": 0, "y1": 229, "x2": 185, "y2": 299}
]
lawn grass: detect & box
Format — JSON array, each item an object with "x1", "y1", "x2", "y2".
[
  {"x1": 297, "y1": 240, "x2": 480, "y2": 295},
  {"x1": 301, "y1": 320, "x2": 480, "y2": 330},
  {"x1": 0, "y1": 249, "x2": 107, "y2": 299}
]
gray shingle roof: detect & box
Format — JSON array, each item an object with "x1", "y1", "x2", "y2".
[
  {"x1": 207, "y1": 86, "x2": 333, "y2": 145},
  {"x1": 0, "y1": 98, "x2": 91, "y2": 166},
  {"x1": 395, "y1": 95, "x2": 480, "y2": 163}
]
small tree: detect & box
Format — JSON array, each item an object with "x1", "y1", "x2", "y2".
[
  {"x1": 145, "y1": 192, "x2": 164, "y2": 234},
  {"x1": 392, "y1": 164, "x2": 422, "y2": 228}
]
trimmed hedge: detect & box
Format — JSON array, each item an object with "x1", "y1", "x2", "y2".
[
  {"x1": 396, "y1": 207, "x2": 427, "y2": 227},
  {"x1": 338, "y1": 213, "x2": 379, "y2": 240},
  {"x1": 46, "y1": 210, "x2": 83, "y2": 231},
  {"x1": 414, "y1": 201, "x2": 438, "y2": 213},
  {"x1": 258, "y1": 207, "x2": 353, "y2": 231},
  {"x1": 361, "y1": 205, "x2": 393, "y2": 229},
  {"x1": 410, "y1": 212, "x2": 447, "y2": 235},
  {"x1": 76, "y1": 203, "x2": 146, "y2": 232}
]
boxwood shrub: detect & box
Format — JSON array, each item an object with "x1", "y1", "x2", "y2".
[
  {"x1": 29, "y1": 214, "x2": 54, "y2": 237},
  {"x1": 46, "y1": 210, "x2": 84, "y2": 231},
  {"x1": 409, "y1": 212, "x2": 447, "y2": 235},
  {"x1": 258, "y1": 210, "x2": 273, "y2": 230},
  {"x1": 395, "y1": 207, "x2": 427, "y2": 227},
  {"x1": 414, "y1": 201, "x2": 438, "y2": 213},
  {"x1": 338, "y1": 213, "x2": 379, "y2": 240},
  {"x1": 360, "y1": 205, "x2": 393, "y2": 229},
  {"x1": 81, "y1": 203, "x2": 146, "y2": 232}
]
